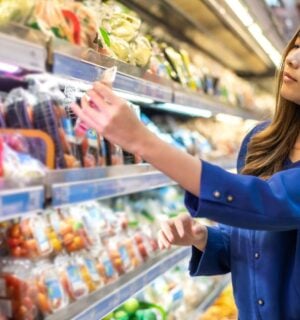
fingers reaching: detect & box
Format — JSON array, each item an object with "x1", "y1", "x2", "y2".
[
  {"x1": 71, "y1": 102, "x2": 99, "y2": 130},
  {"x1": 158, "y1": 230, "x2": 171, "y2": 250},
  {"x1": 161, "y1": 221, "x2": 175, "y2": 243},
  {"x1": 93, "y1": 82, "x2": 120, "y2": 106}
]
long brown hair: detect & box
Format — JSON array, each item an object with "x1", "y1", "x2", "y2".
[{"x1": 241, "y1": 28, "x2": 300, "y2": 178}]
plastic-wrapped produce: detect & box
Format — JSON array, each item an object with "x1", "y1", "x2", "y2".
[
  {"x1": 130, "y1": 36, "x2": 152, "y2": 67},
  {"x1": 2, "y1": 142, "x2": 46, "y2": 185},
  {"x1": 3, "y1": 88, "x2": 46, "y2": 163},
  {"x1": 93, "y1": 245, "x2": 118, "y2": 284},
  {"x1": 27, "y1": 0, "x2": 73, "y2": 42},
  {"x1": 102, "y1": 12, "x2": 141, "y2": 43},
  {"x1": 0, "y1": 0, "x2": 35, "y2": 25},
  {"x1": 33, "y1": 92, "x2": 67, "y2": 168},
  {"x1": 64, "y1": 1, "x2": 99, "y2": 48},
  {"x1": 109, "y1": 35, "x2": 131, "y2": 63},
  {"x1": 48, "y1": 209, "x2": 92, "y2": 253},
  {"x1": 0, "y1": 258, "x2": 38, "y2": 320},
  {"x1": 4, "y1": 88, "x2": 35, "y2": 129},
  {"x1": 55, "y1": 255, "x2": 89, "y2": 301},
  {"x1": 75, "y1": 253, "x2": 102, "y2": 293},
  {"x1": 6, "y1": 215, "x2": 52, "y2": 259},
  {"x1": 33, "y1": 260, "x2": 68, "y2": 316}
]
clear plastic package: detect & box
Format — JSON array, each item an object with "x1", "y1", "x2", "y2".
[
  {"x1": 33, "y1": 260, "x2": 68, "y2": 315},
  {"x1": 0, "y1": 258, "x2": 38, "y2": 320},
  {"x1": 55, "y1": 255, "x2": 89, "y2": 301}
]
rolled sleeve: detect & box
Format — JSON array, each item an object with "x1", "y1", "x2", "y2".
[
  {"x1": 185, "y1": 160, "x2": 300, "y2": 231},
  {"x1": 189, "y1": 226, "x2": 231, "y2": 276}
]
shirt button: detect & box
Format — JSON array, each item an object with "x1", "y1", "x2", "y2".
[
  {"x1": 257, "y1": 299, "x2": 264, "y2": 306},
  {"x1": 213, "y1": 191, "x2": 221, "y2": 198},
  {"x1": 254, "y1": 252, "x2": 260, "y2": 259},
  {"x1": 227, "y1": 195, "x2": 234, "y2": 202}
]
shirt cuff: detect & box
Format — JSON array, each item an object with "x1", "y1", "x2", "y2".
[
  {"x1": 184, "y1": 160, "x2": 241, "y2": 218},
  {"x1": 189, "y1": 226, "x2": 230, "y2": 276}
]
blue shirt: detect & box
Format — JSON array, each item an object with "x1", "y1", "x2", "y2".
[{"x1": 185, "y1": 122, "x2": 300, "y2": 320}]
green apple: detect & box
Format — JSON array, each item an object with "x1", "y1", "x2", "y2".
[
  {"x1": 102, "y1": 313, "x2": 114, "y2": 320},
  {"x1": 123, "y1": 298, "x2": 140, "y2": 314},
  {"x1": 114, "y1": 310, "x2": 129, "y2": 320}
]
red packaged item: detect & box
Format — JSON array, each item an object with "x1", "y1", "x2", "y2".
[
  {"x1": 33, "y1": 260, "x2": 68, "y2": 316},
  {"x1": 6, "y1": 216, "x2": 52, "y2": 259},
  {"x1": 55, "y1": 255, "x2": 88, "y2": 301},
  {"x1": 0, "y1": 259, "x2": 38, "y2": 320}
]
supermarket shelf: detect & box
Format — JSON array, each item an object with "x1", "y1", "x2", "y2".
[
  {"x1": 0, "y1": 24, "x2": 47, "y2": 72},
  {"x1": 173, "y1": 89, "x2": 262, "y2": 120},
  {"x1": 50, "y1": 38, "x2": 261, "y2": 120},
  {"x1": 45, "y1": 164, "x2": 175, "y2": 207},
  {"x1": 0, "y1": 182, "x2": 44, "y2": 220},
  {"x1": 51, "y1": 38, "x2": 173, "y2": 103},
  {"x1": 190, "y1": 274, "x2": 231, "y2": 318},
  {"x1": 47, "y1": 247, "x2": 190, "y2": 320},
  {"x1": 0, "y1": 25, "x2": 262, "y2": 120}
]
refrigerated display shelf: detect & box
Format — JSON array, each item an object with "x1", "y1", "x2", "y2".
[
  {"x1": 47, "y1": 247, "x2": 190, "y2": 320},
  {"x1": 0, "y1": 156, "x2": 237, "y2": 219},
  {"x1": 45, "y1": 164, "x2": 175, "y2": 207},
  {"x1": 51, "y1": 40, "x2": 261, "y2": 120},
  {"x1": 0, "y1": 165, "x2": 175, "y2": 219},
  {"x1": 0, "y1": 25, "x2": 262, "y2": 121}
]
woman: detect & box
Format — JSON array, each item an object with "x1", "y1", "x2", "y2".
[{"x1": 72, "y1": 28, "x2": 300, "y2": 319}]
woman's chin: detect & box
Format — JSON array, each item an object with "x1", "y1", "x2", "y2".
[{"x1": 280, "y1": 87, "x2": 300, "y2": 105}]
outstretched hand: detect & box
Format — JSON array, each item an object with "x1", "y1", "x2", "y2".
[
  {"x1": 158, "y1": 214, "x2": 208, "y2": 251},
  {"x1": 71, "y1": 82, "x2": 149, "y2": 155}
]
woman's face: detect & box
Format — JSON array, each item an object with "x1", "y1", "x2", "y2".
[{"x1": 280, "y1": 34, "x2": 300, "y2": 104}]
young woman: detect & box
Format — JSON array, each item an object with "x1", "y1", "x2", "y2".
[{"x1": 72, "y1": 28, "x2": 300, "y2": 319}]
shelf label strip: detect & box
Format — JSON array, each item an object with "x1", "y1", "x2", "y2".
[
  {"x1": 52, "y1": 174, "x2": 173, "y2": 206},
  {"x1": 0, "y1": 188, "x2": 44, "y2": 217}
]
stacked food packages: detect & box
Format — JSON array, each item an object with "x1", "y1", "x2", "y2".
[
  {"x1": 0, "y1": 195, "x2": 164, "y2": 320},
  {"x1": 0, "y1": 71, "x2": 146, "y2": 185},
  {"x1": 102, "y1": 259, "x2": 223, "y2": 320},
  {"x1": 0, "y1": 0, "x2": 274, "y2": 113}
]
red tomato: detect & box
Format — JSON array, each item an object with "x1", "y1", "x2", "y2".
[{"x1": 7, "y1": 237, "x2": 22, "y2": 248}]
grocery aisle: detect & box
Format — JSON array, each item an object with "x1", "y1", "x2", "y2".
[{"x1": 0, "y1": 0, "x2": 298, "y2": 320}]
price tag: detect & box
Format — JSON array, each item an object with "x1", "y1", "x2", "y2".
[{"x1": 28, "y1": 189, "x2": 43, "y2": 211}]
